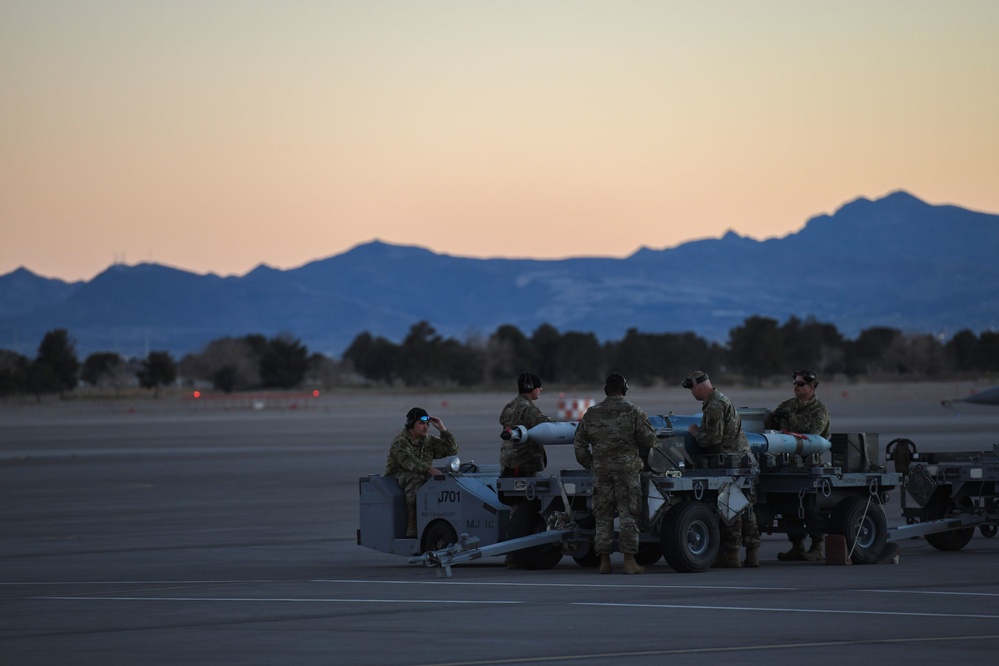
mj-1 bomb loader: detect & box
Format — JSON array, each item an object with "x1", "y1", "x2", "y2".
[{"x1": 359, "y1": 407, "x2": 900, "y2": 576}]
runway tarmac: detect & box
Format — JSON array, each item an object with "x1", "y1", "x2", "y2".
[{"x1": 2, "y1": 382, "x2": 999, "y2": 665}]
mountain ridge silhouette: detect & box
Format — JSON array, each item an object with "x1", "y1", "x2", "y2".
[{"x1": 2, "y1": 190, "x2": 997, "y2": 358}]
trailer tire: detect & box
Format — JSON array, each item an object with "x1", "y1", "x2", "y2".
[
  {"x1": 829, "y1": 496, "x2": 887, "y2": 564},
  {"x1": 924, "y1": 495, "x2": 975, "y2": 551},
  {"x1": 507, "y1": 504, "x2": 564, "y2": 570},
  {"x1": 422, "y1": 520, "x2": 458, "y2": 553},
  {"x1": 660, "y1": 501, "x2": 719, "y2": 573}
]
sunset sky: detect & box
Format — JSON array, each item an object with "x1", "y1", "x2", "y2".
[{"x1": 2, "y1": 1, "x2": 998, "y2": 282}]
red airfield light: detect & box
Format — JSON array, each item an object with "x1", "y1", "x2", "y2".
[
  {"x1": 312, "y1": 390, "x2": 320, "y2": 398},
  {"x1": 193, "y1": 391, "x2": 201, "y2": 399}
]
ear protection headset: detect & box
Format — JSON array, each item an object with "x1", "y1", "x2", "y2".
[
  {"x1": 682, "y1": 372, "x2": 709, "y2": 389},
  {"x1": 604, "y1": 373, "x2": 629, "y2": 396},
  {"x1": 519, "y1": 372, "x2": 534, "y2": 392},
  {"x1": 793, "y1": 370, "x2": 819, "y2": 387},
  {"x1": 518, "y1": 372, "x2": 541, "y2": 393}
]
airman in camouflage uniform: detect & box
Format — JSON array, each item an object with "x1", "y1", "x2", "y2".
[
  {"x1": 574, "y1": 373, "x2": 657, "y2": 574},
  {"x1": 765, "y1": 370, "x2": 831, "y2": 561},
  {"x1": 684, "y1": 371, "x2": 761, "y2": 568},
  {"x1": 499, "y1": 373, "x2": 555, "y2": 569},
  {"x1": 499, "y1": 372, "x2": 554, "y2": 477},
  {"x1": 384, "y1": 407, "x2": 457, "y2": 538}
]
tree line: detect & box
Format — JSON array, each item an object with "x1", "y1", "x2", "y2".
[
  {"x1": 344, "y1": 317, "x2": 999, "y2": 388},
  {"x1": 0, "y1": 329, "x2": 312, "y2": 399},
  {"x1": 2, "y1": 316, "x2": 997, "y2": 399}
]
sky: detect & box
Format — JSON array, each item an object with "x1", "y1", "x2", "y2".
[{"x1": 2, "y1": 1, "x2": 998, "y2": 282}]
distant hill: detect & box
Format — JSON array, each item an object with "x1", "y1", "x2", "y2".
[{"x1": 2, "y1": 190, "x2": 997, "y2": 359}]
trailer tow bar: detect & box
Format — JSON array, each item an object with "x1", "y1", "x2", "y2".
[{"x1": 408, "y1": 529, "x2": 574, "y2": 578}]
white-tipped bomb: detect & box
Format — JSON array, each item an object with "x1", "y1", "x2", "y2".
[
  {"x1": 501, "y1": 421, "x2": 831, "y2": 456},
  {"x1": 502, "y1": 421, "x2": 579, "y2": 445},
  {"x1": 749, "y1": 431, "x2": 832, "y2": 458}
]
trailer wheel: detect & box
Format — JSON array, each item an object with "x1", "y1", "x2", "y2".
[
  {"x1": 924, "y1": 495, "x2": 975, "y2": 551},
  {"x1": 828, "y1": 496, "x2": 887, "y2": 564},
  {"x1": 635, "y1": 543, "x2": 663, "y2": 566},
  {"x1": 422, "y1": 520, "x2": 458, "y2": 553},
  {"x1": 660, "y1": 501, "x2": 719, "y2": 573},
  {"x1": 980, "y1": 524, "x2": 997, "y2": 538},
  {"x1": 507, "y1": 504, "x2": 564, "y2": 570}
]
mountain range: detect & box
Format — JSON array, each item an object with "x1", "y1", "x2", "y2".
[{"x1": 2, "y1": 190, "x2": 997, "y2": 360}]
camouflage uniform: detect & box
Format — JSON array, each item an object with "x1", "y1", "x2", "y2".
[
  {"x1": 573, "y1": 396, "x2": 657, "y2": 555},
  {"x1": 499, "y1": 395, "x2": 554, "y2": 476},
  {"x1": 765, "y1": 396, "x2": 831, "y2": 439},
  {"x1": 384, "y1": 429, "x2": 458, "y2": 531},
  {"x1": 694, "y1": 389, "x2": 761, "y2": 552},
  {"x1": 765, "y1": 396, "x2": 831, "y2": 553}
]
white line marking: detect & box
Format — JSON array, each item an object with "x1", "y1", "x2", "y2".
[
  {"x1": 10, "y1": 579, "x2": 999, "y2": 598},
  {"x1": 861, "y1": 589, "x2": 999, "y2": 598},
  {"x1": 418, "y1": 635, "x2": 999, "y2": 665},
  {"x1": 313, "y1": 578, "x2": 788, "y2": 591},
  {"x1": 576, "y1": 601, "x2": 999, "y2": 620},
  {"x1": 36, "y1": 596, "x2": 520, "y2": 605},
  {"x1": 3, "y1": 579, "x2": 790, "y2": 591},
  {"x1": 0, "y1": 580, "x2": 282, "y2": 586}
]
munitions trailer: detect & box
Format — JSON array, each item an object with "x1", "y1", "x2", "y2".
[
  {"x1": 359, "y1": 408, "x2": 900, "y2": 577},
  {"x1": 885, "y1": 439, "x2": 999, "y2": 547}
]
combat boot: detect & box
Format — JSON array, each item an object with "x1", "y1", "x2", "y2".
[
  {"x1": 776, "y1": 538, "x2": 806, "y2": 561},
  {"x1": 801, "y1": 537, "x2": 824, "y2": 561},
  {"x1": 712, "y1": 549, "x2": 742, "y2": 568},
  {"x1": 622, "y1": 554, "x2": 645, "y2": 575},
  {"x1": 598, "y1": 554, "x2": 612, "y2": 574},
  {"x1": 743, "y1": 547, "x2": 760, "y2": 568}
]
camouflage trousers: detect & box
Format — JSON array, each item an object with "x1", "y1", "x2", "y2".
[
  {"x1": 592, "y1": 468, "x2": 642, "y2": 555},
  {"x1": 720, "y1": 483, "x2": 761, "y2": 551},
  {"x1": 394, "y1": 472, "x2": 427, "y2": 525}
]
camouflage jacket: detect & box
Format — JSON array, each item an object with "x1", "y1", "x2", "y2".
[
  {"x1": 384, "y1": 429, "x2": 458, "y2": 477},
  {"x1": 499, "y1": 395, "x2": 554, "y2": 474},
  {"x1": 573, "y1": 396, "x2": 657, "y2": 473},
  {"x1": 764, "y1": 396, "x2": 831, "y2": 438},
  {"x1": 693, "y1": 389, "x2": 750, "y2": 455}
]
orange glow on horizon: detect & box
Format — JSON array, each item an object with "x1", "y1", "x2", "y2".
[{"x1": 2, "y1": 3, "x2": 997, "y2": 282}]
